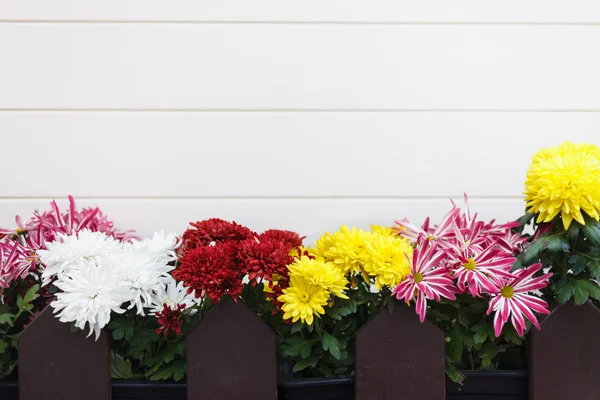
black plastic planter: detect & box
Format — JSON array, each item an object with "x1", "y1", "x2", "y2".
[
  {"x1": 446, "y1": 371, "x2": 528, "y2": 400},
  {"x1": 0, "y1": 370, "x2": 527, "y2": 400}
]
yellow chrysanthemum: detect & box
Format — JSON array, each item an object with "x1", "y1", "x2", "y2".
[
  {"x1": 362, "y1": 234, "x2": 413, "y2": 290},
  {"x1": 370, "y1": 225, "x2": 394, "y2": 237},
  {"x1": 308, "y1": 232, "x2": 335, "y2": 261},
  {"x1": 323, "y1": 225, "x2": 370, "y2": 275},
  {"x1": 524, "y1": 142, "x2": 600, "y2": 229},
  {"x1": 278, "y1": 275, "x2": 329, "y2": 325},
  {"x1": 287, "y1": 256, "x2": 349, "y2": 299}
]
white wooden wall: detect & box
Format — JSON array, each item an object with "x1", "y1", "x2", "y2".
[{"x1": 1, "y1": 1, "x2": 599, "y2": 243}]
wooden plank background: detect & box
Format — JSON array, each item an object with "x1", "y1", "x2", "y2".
[{"x1": 0, "y1": 2, "x2": 598, "y2": 241}]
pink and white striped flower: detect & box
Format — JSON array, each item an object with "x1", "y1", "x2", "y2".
[
  {"x1": 392, "y1": 240, "x2": 457, "y2": 322},
  {"x1": 486, "y1": 263, "x2": 551, "y2": 336},
  {"x1": 446, "y1": 243, "x2": 516, "y2": 297},
  {"x1": 394, "y1": 206, "x2": 460, "y2": 246},
  {"x1": 0, "y1": 242, "x2": 35, "y2": 288}
]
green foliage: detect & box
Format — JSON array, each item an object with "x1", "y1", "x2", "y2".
[
  {"x1": 0, "y1": 281, "x2": 45, "y2": 379},
  {"x1": 515, "y1": 213, "x2": 600, "y2": 307},
  {"x1": 275, "y1": 277, "x2": 386, "y2": 379},
  {"x1": 429, "y1": 295, "x2": 527, "y2": 382},
  {"x1": 108, "y1": 303, "x2": 204, "y2": 382}
]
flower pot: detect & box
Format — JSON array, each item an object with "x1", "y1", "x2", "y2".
[
  {"x1": 0, "y1": 370, "x2": 527, "y2": 400},
  {"x1": 447, "y1": 371, "x2": 527, "y2": 400},
  {"x1": 278, "y1": 377, "x2": 354, "y2": 400}
]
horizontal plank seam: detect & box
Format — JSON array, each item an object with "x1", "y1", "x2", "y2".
[
  {"x1": 2, "y1": 109, "x2": 600, "y2": 113},
  {"x1": 0, "y1": 196, "x2": 524, "y2": 200},
  {"x1": 2, "y1": 20, "x2": 600, "y2": 25}
]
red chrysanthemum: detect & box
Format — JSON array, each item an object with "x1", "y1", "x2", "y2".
[
  {"x1": 179, "y1": 218, "x2": 255, "y2": 252},
  {"x1": 259, "y1": 230, "x2": 305, "y2": 249},
  {"x1": 155, "y1": 303, "x2": 186, "y2": 336},
  {"x1": 173, "y1": 243, "x2": 244, "y2": 302},
  {"x1": 239, "y1": 237, "x2": 294, "y2": 283}
]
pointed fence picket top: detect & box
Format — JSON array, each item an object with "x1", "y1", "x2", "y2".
[
  {"x1": 355, "y1": 303, "x2": 445, "y2": 400},
  {"x1": 186, "y1": 295, "x2": 277, "y2": 400},
  {"x1": 530, "y1": 301, "x2": 600, "y2": 400},
  {"x1": 18, "y1": 307, "x2": 111, "y2": 400}
]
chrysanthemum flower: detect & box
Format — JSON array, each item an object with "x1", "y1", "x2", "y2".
[
  {"x1": 0, "y1": 242, "x2": 35, "y2": 288},
  {"x1": 278, "y1": 274, "x2": 330, "y2": 325},
  {"x1": 130, "y1": 231, "x2": 180, "y2": 264},
  {"x1": 179, "y1": 218, "x2": 254, "y2": 252},
  {"x1": 394, "y1": 207, "x2": 460, "y2": 245},
  {"x1": 155, "y1": 303, "x2": 187, "y2": 336},
  {"x1": 0, "y1": 197, "x2": 134, "y2": 288},
  {"x1": 259, "y1": 229, "x2": 305, "y2": 249},
  {"x1": 150, "y1": 277, "x2": 198, "y2": 315},
  {"x1": 392, "y1": 241, "x2": 457, "y2": 322},
  {"x1": 173, "y1": 243, "x2": 244, "y2": 302},
  {"x1": 286, "y1": 256, "x2": 349, "y2": 299},
  {"x1": 52, "y1": 262, "x2": 131, "y2": 340},
  {"x1": 238, "y1": 237, "x2": 294, "y2": 283},
  {"x1": 362, "y1": 234, "x2": 413, "y2": 290},
  {"x1": 487, "y1": 263, "x2": 551, "y2": 336},
  {"x1": 323, "y1": 225, "x2": 370, "y2": 275},
  {"x1": 445, "y1": 241, "x2": 516, "y2": 298},
  {"x1": 524, "y1": 142, "x2": 600, "y2": 229},
  {"x1": 116, "y1": 247, "x2": 174, "y2": 315},
  {"x1": 308, "y1": 232, "x2": 336, "y2": 261},
  {"x1": 38, "y1": 230, "x2": 123, "y2": 286}
]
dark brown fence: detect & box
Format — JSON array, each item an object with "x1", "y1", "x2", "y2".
[{"x1": 10, "y1": 298, "x2": 600, "y2": 400}]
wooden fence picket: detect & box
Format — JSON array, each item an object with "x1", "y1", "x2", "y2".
[
  {"x1": 186, "y1": 295, "x2": 277, "y2": 400},
  {"x1": 18, "y1": 307, "x2": 111, "y2": 400},
  {"x1": 529, "y1": 300, "x2": 600, "y2": 400},
  {"x1": 355, "y1": 302, "x2": 445, "y2": 400}
]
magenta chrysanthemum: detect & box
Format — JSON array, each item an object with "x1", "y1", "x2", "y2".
[
  {"x1": 392, "y1": 240, "x2": 457, "y2": 322},
  {"x1": 487, "y1": 263, "x2": 551, "y2": 336}
]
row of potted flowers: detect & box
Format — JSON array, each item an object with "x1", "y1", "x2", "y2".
[{"x1": 0, "y1": 141, "x2": 599, "y2": 385}]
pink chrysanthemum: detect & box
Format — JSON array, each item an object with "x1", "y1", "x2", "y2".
[
  {"x1": 0, "y1": 196, "x2": 135, "y2": 289},
  {"x1": 487, "y1": 263, "x2": 551, "y2": 336},
  {"x1": 394, "y1": 207, "x2": 460, "y2": 245},
  {"x1": 0, "y1": 242, "x2": 34, "y2": 288},
  {"x1": 446, "y1": 243, "x2": 516, "y2": 297},
  {"x1": 392, "y1": 240, "x2": 457, "y2": 322}
]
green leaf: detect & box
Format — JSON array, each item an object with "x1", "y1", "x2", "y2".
[
  {"x1": 23, "y1": 284, "x2": 40, "y2": 304},
  {"x1": 445, "y1": 360, "x2": 466, "y2": 384},
  {"x1": 282, "y1": 339, "x2": 314, "y2": 358},
  {"x1": 556, "y1": 278, "x2": 600, "y2": 305},
  {"x1": 516, "y1": 213, "x2": 535, "y2": 229},
  {"x1": 556, "y1": 279, "x2": 575, "y2": 305},
  {"x1": 0, "y1": 340, "x2": 7, "y2": 354},
  {"x1": 580, "y1": 280, "x2": 600, "y2": 302},
  {"x1": 110, "y1": 352, "x2": 143, "y2": 379},
  {"x1": 148, "y1": 360, "x2": 185, "y2": 381},
  {"x1": 0, "y1": 313, "x2": 15, "y2": 327},
  {"x1": 471, "y1": 324, "x2": 494, "y2": 345},
  {"x1": 387, "y1": 298, "x2": 396, "y2": 314},
  {"x1": 327, "y1": 306, "x2": 353, "y2": 321},
  {"x1": 321, "y1": 331, "x2": 342, "y2": 360},
  {"x1": 292, "y1": 355, "x2": 320, "y2": 373},
  {"x1": 588, "y1": 257, "x2": 600, "y2": 280},
  {"x1": 290, "y1": 323, "x2": 303, "y2": 334},
  {"x1": 522, "y1": 233, "x2": 569, "y2": 266},
  {"x1": 108, "y1": 318, "x2": 135, "y2": 341},
  {"x1": 582, "y1": 218, "x2": 600, "y2": 247},
  {"x1": 568, "y1": 254, "x2": 588, "y2": 275},
  {"x1": 448, "y1": 325, "x2": 464, "y2": 362}
]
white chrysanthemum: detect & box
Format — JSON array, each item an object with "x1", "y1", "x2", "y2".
[
  {"x1": 51, "y1": 262, "x2": 131, "y2": 340},
  {"x1": 149, "y1": 277, "x2": 198, "y2": 315},
  {"x1": 38, "y1": 230, "x2": 122, "y2": 286},
  {"x1": 129, "y1": 232, "x2": 180, "y2": 264},
  {"x1": 114, "y1": 247, "x2": 176, "y2": 316}
]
